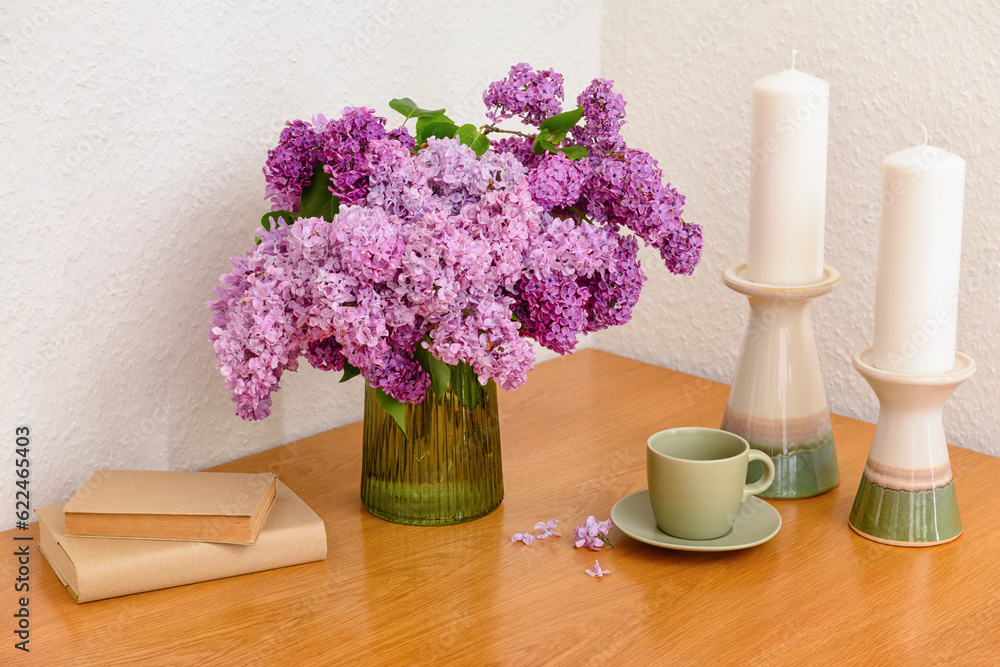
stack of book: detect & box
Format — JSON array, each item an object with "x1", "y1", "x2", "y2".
[{"x1": 36, "y1": 470, "x2": 328, "y2": 603}]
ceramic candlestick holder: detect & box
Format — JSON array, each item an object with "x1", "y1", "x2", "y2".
[
  {"x1": 848, "y1": 347, "x2": 975, "y2": 546},
  {"x1": 720, "y1": 262, "x2": 841, "y2": 498}
]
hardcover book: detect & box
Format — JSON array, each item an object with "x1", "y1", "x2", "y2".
[
  {"x1": 37, "y1": 480, "x2": 327, "y2": 603},
  {"x1": 63, "y1": 470, "x2": 277, "y2": 545}
]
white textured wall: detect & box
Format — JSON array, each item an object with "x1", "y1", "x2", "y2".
[
  {"x1": 2, "y1": 1, "x2": 600, "y2": 529},
  {"x1": 7, "y1": 0, "x2": 999, "y2": 532},
  {"x1": 595, "y1": 1, "x2": 1000, "y2": 456}
]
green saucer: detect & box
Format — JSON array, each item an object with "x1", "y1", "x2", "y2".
[{"x1": 610, "y1": 490, "x2": 781, "y2": 552}]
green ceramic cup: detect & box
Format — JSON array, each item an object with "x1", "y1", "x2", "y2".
[{"x1": 647, "y1": 427, "x2": 776, "y2": 540}]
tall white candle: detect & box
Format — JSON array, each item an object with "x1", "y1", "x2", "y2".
[
  {"x1": 872, "y1": 144, "x2": 965, "y2": 375},
  {"x1": 748, "y1": 68, "x2": 830, "y2": 285}
]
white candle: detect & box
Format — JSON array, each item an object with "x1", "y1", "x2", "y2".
[
  {"x1": 872, "y1": 144, "x2": 965, "y2": 375},
  {"x1": 748, "y1": 67, "x2": 830, "y2": 285}
]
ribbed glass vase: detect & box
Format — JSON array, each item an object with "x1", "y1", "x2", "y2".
[{"x1": 360, "y1": 368, "x2": 503, "y2": 526}]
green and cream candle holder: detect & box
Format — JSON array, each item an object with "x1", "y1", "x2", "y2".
[
  {"x1": 720, "y1": 262, "x2": 841, "y2": 498},
  {"x1": 848, "y1": 347, "x2": 975, "y2": 547}
]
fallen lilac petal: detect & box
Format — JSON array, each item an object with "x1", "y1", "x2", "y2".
[
  {"x1": 586, "y1": 560, "x2": 611, "y2": 577},
  {"x1": 511, "y1": 532, "x2": 536, "y2": 545},
  {"x1": 574, "y1": 515, "x2": 612, "y2": 550},
  {"x1": 534, "y1": 518, "x2": 561, "y2": 538}
]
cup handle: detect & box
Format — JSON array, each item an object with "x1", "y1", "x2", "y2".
[{"x1": 743, "y1": 450, "x2": 776, "y2": 502}]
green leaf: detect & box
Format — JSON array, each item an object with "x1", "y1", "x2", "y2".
[
  {"x1": 452, "y1": 362, "x2": 482, "y2": 409},
  {"x1": 538, "y1": 106, "x2": 584, "y2": 133},
  {"x1": 375, "y1": 387, "x2": 408, "y2": 438},
  {"x1": 557, "y1": 144, "x2": 589, "y2": 160},
  {"x1": 533, "y1": 130, "x2": 557, "y2": 155},
  {"x1": 415, "y1": 110, "x2": 454, "y2": 135},
  {"x1": 416, "y1": 120, "x2": 459, "y2": 145},
  {"x1": 389, "y1": 98, "x2": 448, "y2": 122},
  {"x1": 414, "y1": 345, "x2": 452, "y2": 404},
  {"x1": 457, "y1": 124, "x2": 490, "y2": 157},
  {"x1": 340, "y1": 360, "x2": 361, "y2": 383},
  {"x1": 260, "y1": 210, "x2": 297, "y2": 230},
  {"x1": 299, "y1": 163, "x2": 340, "y2": 221},
  {"x1": 256, "y1": 210, "x2": 299, "y2": 244}
]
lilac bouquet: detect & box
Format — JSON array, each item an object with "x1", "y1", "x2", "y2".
[{"x1": 207, "y1": 64, "x2": 702, "y2": 427}]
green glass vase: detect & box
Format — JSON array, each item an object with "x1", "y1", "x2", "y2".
[{"x1": 360, "y1": 369, "x2": 503, "y2": 526}]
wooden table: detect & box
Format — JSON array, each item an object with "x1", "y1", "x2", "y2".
[{"x1": 7, "y1": 350, "x2": 1000, "y2": 665}]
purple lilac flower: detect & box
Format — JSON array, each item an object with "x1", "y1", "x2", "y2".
[
  {"x1": 263, "y1": 109, "x2": 417, "y2": 214},
  {"x1": 585, "y1": 148, "x2": 702, "y2": 275},
  {"x1": 583, "y1": 234, "x2": 645, "y2": 332},
  {"x1": 661, "y1": 216, "x2": 703, "y2": 276},
  {"x1": 585, "y1": 560, "x2": 611, "y2": 577},
  {"x1": 534, "y1": 519, "x2": 560, "y2": 539},
  {"x1": 215, "y1": 63, "x2": 700, "y2": 421},
  {"x1": 263, "y1": 119, "x2": 324, "y2": 212},
  {"x1": 490, "y1": 136, "x2": 537, "y2": 170},
  {"x1": 513, "y1": 214, "x2": 632, "y2": 353},
  {"x1": 483, "y1": 62, "x2": 564, "y2": 127},
  {"x1": 361, "y1": 343, "x2": 430, "y2": 404},
  {"x1": 574, "y1": 516, "x2": 613, "y2": 551},
  {"x1": 511, "y1": 532, "x2": 536, "y2": 545},
  {"x1": 388, "y1": 126, "x2": 416, "y2": 151},
  {"x1": 302, "y1": 337, "x2": 346, "y2": 371},
  {"x1": 513, "y1": 273, "x2": 590, "y2": 355},
  {"x1": 320, "y1": 107, "x2": 403, "y2": 206},
  {"x1": 575, "y1": 78, "x2": 627, "y2": 153}
]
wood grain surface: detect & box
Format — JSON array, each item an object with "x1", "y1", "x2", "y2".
[{"x1": 6, "y1": 349, "x2": 999, "y2": 665}]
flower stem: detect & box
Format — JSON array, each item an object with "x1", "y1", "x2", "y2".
[
  {"x1": 480, "y1": 124, "x2": 536, "y2": 141},
  {"x1": 567, "y1": 205, "x2": 595, "y2": 225}
]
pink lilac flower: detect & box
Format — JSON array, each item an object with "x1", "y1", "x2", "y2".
[
  {"x1": 534, "y1": 519, "x2": 560, "y2": 539},
  {"x1": 415, "y1": 137, "x2": 528, "y2": 216},
  {"x1": 483, "y1": 62, "x2": 564, "y2": 127},
  {"x1": 574, "y1": 516, "x2": 613, "y2": 551},
  {"x1": 363, "y1": 138, "x2": 430, "y2": 218},
  {"x1": 511, "y1": 532, "x2": 536, "y2": 546},
  {"x1": 526, "y1": 152, "x2": 587, "y2": 211},
  {"x1": 586, "y1": 560, "x2": 611, "y2": 578},
  {"x1": 427, "y1": 296, "x2": 534, "y2": 391},
  {"x1": 415, "y1": 137, "x2": 486, "y2": 213}
]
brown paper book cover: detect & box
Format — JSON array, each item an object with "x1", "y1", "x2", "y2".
[
  {"x1": 63, "y1": 470, "x2": 277, "y2": 544},
  {"x1": 37, "y1": 480, "x2": 327, "y2": 604}
]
